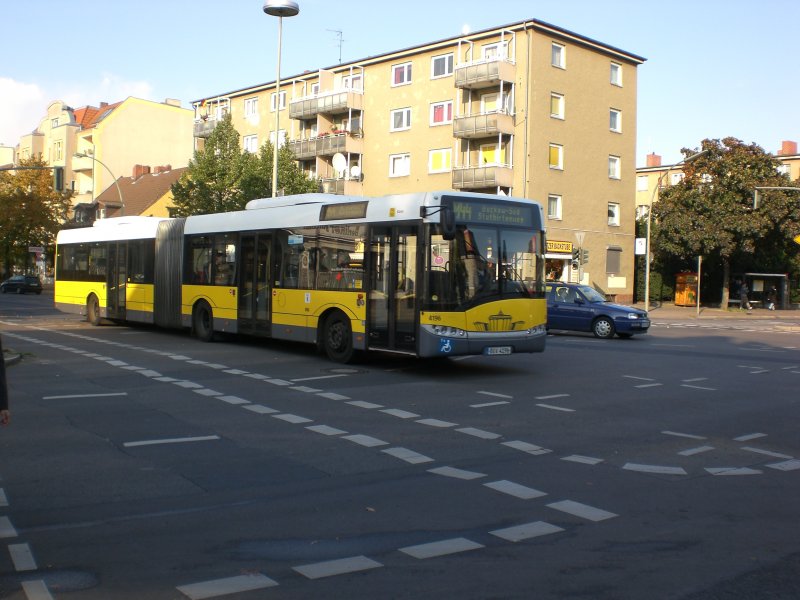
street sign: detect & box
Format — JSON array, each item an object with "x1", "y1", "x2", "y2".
[
  {"x1": 28, "y1": 246, "x2": 44, "y2": 253},
  {"x1": 634, "y1": 238, "x2": 646, "y2": 255}
]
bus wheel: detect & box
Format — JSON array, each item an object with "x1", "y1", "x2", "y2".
[
  {"x1": 87, "y1": 295, "x2": 101, "y2": 326},
  {"x1": 323, "y1": 312, "x2": 354, "y2": 363},
  {"x1": 193, "y1": 301, "x2": 215, "y2": 342}
]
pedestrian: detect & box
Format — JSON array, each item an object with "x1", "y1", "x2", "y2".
[
  {"x1": 739, "y1": 280, "x2": 752, "y2": 313},
  {"x1": 766, "y1": 285, "x2": 778, "y2": 311},
  {"x1": 0, "y1": 335, "x2": 10, "y2": 426}
]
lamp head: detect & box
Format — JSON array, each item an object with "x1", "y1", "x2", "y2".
[{"x1": 263, "y1": 0, "x2": 299, "y2": 17}]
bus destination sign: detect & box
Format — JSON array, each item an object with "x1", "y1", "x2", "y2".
[{"x1": 447, "y1": 197, "x2": 535, "y2": 228}]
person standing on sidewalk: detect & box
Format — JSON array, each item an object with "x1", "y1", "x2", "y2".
[
  {"x1": 739, "y1": 281, "x2": 752, "y2": 313},
  {"x1": 0, "y1": 335, "x2": 9, "y2": 426}
]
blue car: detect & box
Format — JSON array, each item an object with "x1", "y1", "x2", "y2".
[{"x1": 546, "y1": 283, "x2": 649, "y2": 339}]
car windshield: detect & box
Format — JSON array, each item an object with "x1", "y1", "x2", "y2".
[{"x1": 578, "y1": 285, "x2": 607, "y2": 303}]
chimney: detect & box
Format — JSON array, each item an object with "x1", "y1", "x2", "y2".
[
  {"x1": 779, "y1": 140, "x2": 797, "y2": 156},
  {"x1": 132, "y1": 165, "x2": 151, "y2": 180},
  {"x1": 100, "y1": 101, "x2": 108, "y2": 108},
  {"x1": 646, "y1": 153, "x2": 662, "y2": 167}
]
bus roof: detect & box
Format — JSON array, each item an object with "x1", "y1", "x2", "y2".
[{"x1": 56, "y1": 216, "x2": 172, "y2": 244}]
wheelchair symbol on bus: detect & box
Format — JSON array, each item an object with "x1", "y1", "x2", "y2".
[{"x1": 439, "y1": 338, "x2": 453, "y2": 354}]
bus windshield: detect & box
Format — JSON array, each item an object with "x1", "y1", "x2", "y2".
[{"x1": 425, "y1": 226, "x2": 544, "y2": 311}]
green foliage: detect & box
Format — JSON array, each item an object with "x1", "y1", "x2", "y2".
[
  {"x1": 171, "y1": 113, "x2": 318, "y2": 217},
  {"x1": 0, "y1": 156, "x2": 72, "y2": 276}
]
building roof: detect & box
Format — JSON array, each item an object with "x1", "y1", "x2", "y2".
[{"x1": 95, "y1": 166, "x2": 187, "y2": 216}]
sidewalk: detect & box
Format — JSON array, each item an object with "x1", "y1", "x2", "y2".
[{"x1": 637, "y1": 302, "x2": 800, "y2": 323}]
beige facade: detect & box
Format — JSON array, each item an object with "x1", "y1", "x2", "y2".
[
  {"x1": 194, "y1": 19, "x2": 645, "y2": 302},
  {"x1": 16, "y1": 101, "x2": 81, "y2": 185}
]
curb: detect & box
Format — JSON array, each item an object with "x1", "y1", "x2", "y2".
[{"x1": 3, "y1": 351, "x2": 22, "y2": 367}]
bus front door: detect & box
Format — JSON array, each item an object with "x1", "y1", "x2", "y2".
[
  {"x1": 368, "y1": 226, "x2": 417, "y2": 353},
  {"x1": 238, "y1": 234, "x2": 271, "y2": 336},
  {"x1": 106, "y1": 242, "x2": 127, "y2": 320}
]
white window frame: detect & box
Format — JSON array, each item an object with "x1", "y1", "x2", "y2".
[
  {"x1": 431, "y1": 53, "x2": 454, "y2": 79},
  {"x1": 547, "y1": 194, "x2": 562, "y2": 220},
  {"x1": 389, "y1": 153, "x2": 411, "y2": 177},
  {"x1": 391, "y1": 62, "x2": 412, "y2": 87},
  {"x1": 610, "y1": 108, "x2": 621, "y2": 132},
  {"x1": 310, "y1": 82, "x2": 320, "y2": 95},
  {"x1": 482, "y1": 41, "x2": 508, "y2": 61},
  {"x1": 429, "y1": 100, "x2": 453, "y2": 126},
  {"x1": 551, "y1": 42, "x2": 566, "y2": 69},
  {"x1": 269, "y1": 129, "x2": 286, "y2": 148},
  {"x1": 244, "y1": 97, "x2": 259, "y2": 118},
  {"x1": 549, "y1": 143, "x2": 563, "y2": 170},
  {"x1": 636, "y1": 175, "x2": 649, "y2": 192},
  {"x1": 480, "y1": 91, "x2": 510, "y2": 114},
  {"x1": 608, "y1": 156, "x2": 621, "y2": 179},
  {"x1": 428, "y1": 148, "x2": 452, "y2": 174},
  {"x1": 670, "y1": 172, "x2": 685, "y2": 185},
  {"x1": 343, "y1": 74, "x2": 363, "y2": 91},
  {"x1": 243, "y1": 134, "x2": 258, "y2": 153},
  {"x1": 479, "y1": 143, "x2": 505, "y2": 166},
  {"x1": 608, "y1": 202, "x2": 620, "y2": 226},
  {"x1": 390, "y1": 107, "x2": 412, "y2": 131},
  {"x1": 550, "y1": 93, "x2": 565, "y2": 119},
  {"x1": 270, "y1": 91, "x2": 286, "y2": 111},
  {"x1": 610, "y1": 62, "x2": 623, "y2": 86}
]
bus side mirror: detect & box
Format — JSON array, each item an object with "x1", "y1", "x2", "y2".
[{"x1": 441, "y1": 207, "x2": 456, "y2": 240}]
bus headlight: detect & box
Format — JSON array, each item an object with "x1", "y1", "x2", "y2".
[{"x1": 425, "y1": 324, "x2": 467, "y2": 337}]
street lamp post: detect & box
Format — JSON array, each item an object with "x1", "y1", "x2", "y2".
[
  {"x1": 74, "y1": 152, "x2": 125, "y2": 217},
  {"x1": 263, "y1": 0, "x2": 300, "y2": 198},
  {"x1": 644, "y1": 150, "x2": 706, "y2": 312}
]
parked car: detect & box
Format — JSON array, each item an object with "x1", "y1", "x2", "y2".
[
  {"x1": 546, "y1": 282, "x2": 649, "y2": 339},
  {"x1": 0, "y1": 274, "x2": 43, "y2": 295}
]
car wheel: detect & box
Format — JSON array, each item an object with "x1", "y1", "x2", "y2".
[
  {"x1": 87, "y1": 295, "x2": 101, "y2": 326},
  {"x1": 192, "y1": 301, "x2": 215, "y2": 342},
  {"x1": 592, "y1": 316, "x2": 615, "y2": 339},
  {"x1": 17, "y1": 287, "x2": 24, "y2": 295},
  {"x1": 323, "y1": 311, "x2": 354, "y2": 363}
]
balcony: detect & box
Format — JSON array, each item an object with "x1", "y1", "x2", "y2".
[
  {"x1": 287, "y1": 132, "x2": 364, "y2": 160},
  {"x1": 290, "y1": 90, "x2": 363, "y2": 120},
  {"x1": 452, "y1": 165, "x2": 513, "y2": 190},
  {"x1": 454, "y1": 59, "x2": 516, "y2": 90},
  {"x1": 193, "y1": 118, "x2": 218, "y2": 139},
  {"x1": 318, "y1": 176, "x2": 364, "y2": 196},
  {"x1": 453, "y1": 112, "x2": 514, "y2": 139}
]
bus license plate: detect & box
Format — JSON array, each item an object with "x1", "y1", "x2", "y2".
[{"x1": 485, "y1": 346, "x2": 512, "y2": 355}]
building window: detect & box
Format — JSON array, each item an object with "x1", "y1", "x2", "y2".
[
  {"x1": 670, "y1": 172, "x2": 685, "y2": 185},
  {"x1": 51, "y1": 118, "x2": 59, "y2": 128},
  {"x1": 243, "y1": 135, "x2": 258, "y2": 153},
  {"x1": 550, "y1": 93, "x2": 565, "y2": 119},
  {"x1": 551, "y1": 42, "x2": 565, "y2": 68},
  {"x1": 389, "y1": 153, "x2": 411, "y2": 177},
  {"x1": 549, "y1": 143, "x2": 563, "y2": 170},
  {"x1": 481, "y1": 91, "x2": 511, "y2": 114},
  {"x1": 428, "y1": 148, "x2": 452, "y2": 173},
  {"x1": 609, "y1": 108, "x2": 621, "y2": 132},
  {"x1": 547, "y1": 194, "x2": 562, "y2": 220},
  {"x1": 482, "y1": 42, "x2": 509, "y2": 61},
  {"x1": 636, "y1": 175, "x2": 649, "y2": 192},
  {"x1": 480, "y1": 143, "x2": 505, "y2": 166},
  {"x1": 269, "y1": 130, "x2": 286, "y2": 148},
  {"x1": 610, "y1": 62, "x2": 623, "y2": 86},
  {"x1": 778, "y1": 164, "x2": 791, "y2": 177},
  {"x1": 310, "y1": 82, "x2": 320, "y2": 95},
  {"x1": 270, "y1": 91, "x2": 286, "y2": 111},
  {"x1": 53, "y1": 140, "x2": 63, "y2": 161},
  {"x1": 608, "y1": 202, "x2": 620, "y2": 226},
  {"x1": 390, "y1": 107, "x2": 412, "y2": 131},
  {"x1": 392, "y1": 62, "x2": 412, "y2": 86},
  {"x1": 343, "y1": 74, "x2": 363, "y2": 91},
  {"x1": 636, "y1": 205, "x2": 649, "y2": 220},
  {"x1": 430, "y1": 100, "x2": 453, "y2": 126},
  {"x1": 244, "y1": 97, "x2": 258, "y2": 117},
  {"x1": 608, "y1": 156, "x2": 621, "y2": 179},
  {"x1": 431, "y1": 53, "x2": 454, "y2": 78},
  {"x1": 606, "y1": 246, "x2": 622, "y2": 274}
]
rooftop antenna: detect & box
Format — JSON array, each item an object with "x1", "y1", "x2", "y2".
[{"x1": 327, "y1": 29, "x2": 344, "y2": 63}]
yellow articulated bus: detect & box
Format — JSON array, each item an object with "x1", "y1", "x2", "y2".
[{"x1": 55, "y1": 191, "x2": 547, "y2": 362}]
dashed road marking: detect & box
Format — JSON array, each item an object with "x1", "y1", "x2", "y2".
[
  {"x1": 490, "y1": 521, "x2": 564, "y2": 542},
  {"x1": 428, "y1": 466, "x2": 486, "y2": 480},
  {"x1": 177, "y1": 573, "x2": 278, "y2": 599},
  {"x1": 380, "y1": 408, "x2": 419, "y2": 419},
  {"x1": 623, "y1": 463, "x2": 687, "y2": 476},
  {"x1": 306, "y1": 424, "x2": 347, "y2": 436},
  {"x1": 536, "y1": 403, "x2": 574, "y2": 412},
  {"x1": 470, "y1": 401, "x2": 510, "y2": 408},
  {"x1": 706, "y1": 467, "x2": 762, "y2": 476},
  {"x1": 678, "y1": 446, "x2": 715, "y2": 456},
  {"x1": 21, "y1": 580, "x2": 54, "y2": 600},
  {"x1": 456, "y1": 427, "x2": 501, "y2": 440},
  {"x1": 502, "y1": 440, "x2": 551, "y2": 455},
  {"x1": 399, "y1": 537, "x2": 484, "y2": 559},
  {"x1": 382, "y1": 447, "x2": 434, "y2": 464},
  {"x1": 483, "y1": 480, "x2": 547, "y2": 500},
  {"x1": 242, "y1": 404, "x2": 278, "y2": 414},
  {"x1": 272, "y1": 413, "x2": 313, "y2": 424},
  {"x1": 561, "y1": 455, "x2": 604, "y2": 465},
  {"x1": 0, "y1": 516, "x2": 18, "y2": 538},
  {"x1": 123, "y1": 435, "x2": 220, "y2": 448},
  {"x1": 293, "y1": 555, "x2": 383, "y2": 580},
  {"x1": 343, "y1": 434, "x2": 388, "y2": 448},
  {"x1": 547, "y1": 500, "x2": 618, "y2": 522},
  {"x1": 416, "y1": 418, "x2": 457, "y2": 428},
  {"x1": 741, "y1": 446, "x2": 793, "y2": 460},
  {"x1": 662, "y1": 431, "x2": 706, "y2": 440},
  {"x1": 734, "y1": 433, "x2": 766, "y2": 442}
]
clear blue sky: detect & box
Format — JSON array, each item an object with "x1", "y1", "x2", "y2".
[{"x1": 1, "y1": 0, "x2": 797, "y2": 165}]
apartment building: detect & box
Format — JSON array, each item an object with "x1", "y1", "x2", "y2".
[{"x1": 194, "y1": 19, "x2": 645, "y2": 302}]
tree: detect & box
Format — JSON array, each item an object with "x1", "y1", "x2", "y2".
[
  {"x1": 652, "y1": 137, "x2": 800, "y2": 307},
  {"x1": 0, "y1": 156, "x2": 72, "y2": 278},
  {"x1": 171, "y1": 113, "x2": 318, "y2": 217}
]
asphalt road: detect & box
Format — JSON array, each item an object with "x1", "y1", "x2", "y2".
[{"x1": 1, "y1": 291, "x2": 799, "y2": 599}]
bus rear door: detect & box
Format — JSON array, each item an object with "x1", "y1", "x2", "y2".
[
  {"x1": 238, "y1": 233, "x2": 272, "y2": 336},
  {"x1": 106, "y1": 242, "x2": 127, "y2": 320}
]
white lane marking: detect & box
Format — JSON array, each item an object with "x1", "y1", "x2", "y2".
[
  {"x1": 293, "y1": 556, "x2": 382, "y2": 579},
  {"x1": 317, "y1": 392, "x2": 350, "y2": 401},
  {"x1": 483, "y1": 480, "x2": 547, "y2": 500},
  {"x1": 741, "y1": 447, "x2": 794, "y2": 459},
  {"x1": 547, "y1": 500, "x2": 618, "y2": 522},
  {"x1": 342, "y1": 434, "x2": 388, "y2": 448},
  {"x1": 706, "y1": 467, "x2": 763, "y2": 476},
  {"x1": 380, "y1": 408, "x2": 419, "y2": 419},
  {"x1": 0, "y1": 488, "x2": 8, "y2": 507},
  {"x1": 734, "y1": 433, "x2": 766, "y2": 442},
  {"x1": 662, "y1": 431, "x2": 707, "y2": 440},
  {"x1": 347, "y1": 401, "x2": 383, "y2": 409},
  {"x1": 490, "y1": 521, "x2": 564, "y2": 542},
  {"x1": 176, "y1": 573, "x2": 278, "y2": 599},
  {"x1": 244, "y1": 373, "x2": 271, "y2": 380},
  {"x1": 477, "y1": 391, "x2": 512, "y2": 398},
  {"x1": 9, "y1": 542, "x2": 37, "y2": 571},
  {"x1": 535, "y1": 393, "x2": 570, "y2": 400},
  {"x1": 399, "y1": 537, "x2": 484, "y2": 559},
  {"x1": 106, "y1": 360, "x2": 128, "y2": 367},
  {"x1": 223, "y1": 369, "x2": 249, "y2": 375},
  {"x1": 42, "y1": 392, "x2": 128, "y2": 400},
  {"x1": 290, "y1": 386, "x2": 323, "y2": 393},
  {"x1": 21, "y1": 580, "x2": 54, "y2": 600},
  {"x1": 306, "y1": 425, "x2": 347, "y2": 436},
  {"x1": 0, "y1": 516, "x2": 18, "y2": 538},
  {"x1": 470, "y1": 401, "x2": 510, "y2": 408},
  {"x1": 186, "y1": 360, "x2": 208, "y2": 365},
  {"x1": 123, "y1": 435, "x2": 220, "y2": 448},
  {"x1": 121, "y1": 365, "x2": 146, "y2": 371},
  {"x1": 456, "y1": 427, "x2": 501, "y2": 440},
  {"x1": 502, "y1": 440, "x2": 551, "y2": 455},
  {"x1": 265, "y1": 379, "x2": 291, "y2": 386},
  {"x1": 382, "y1": 447, "x2": 434, "y2": 464},
  {"x1": 635, "y1": 383, "x2": 663, "y2": 389},
  {"x1": 138, "y1": 370, "x2": 163, "y2": 378},
  {"x1": 204, "y1": 364, "x2": 228, "y2": 370},
  {"x1": 272, "y1": 414, "x2": 313, "y2": 424},
  {"x1": 561, "y1": 455, "x2": 604, "y2": 465},
  {"x1": 427, "y1": 466, "x2": 486, "y2": 480},
  {"x1": 291, "y1": 374, "x2": 349, "y2": 382},
  {"x1": 623, "y1": 463, "x2": 688, "y2": 475},
  {"x1": 154, "y1": 376, "x2": 179, "y2": 382},
  {"x1": 217, "y1": 396, "x2": 250, "y2": 405},
  {"x1": 536, "y1": 403, "x2": 574, "y2": 412},
  {"x1": 678, "y1": 446, "x2": 715, "y2": 456},
  {"x1": 416, "y1": 418, "x2": 457, "y2": 428},
  {"x1": 681, "y1": 384, "x2": 717, "y2": 390},
  {"x1": 766, "y1": 460, "x2": 800, "y2": 471},
  {"x1": 623, "y1": 375, "x2": 656, "y2": 381},
  {"x1": 172, "y1": 381, "x2": 203, "y2": 389},
  {"x1": 682, "y1": 377, "x2": 708, "y2": 382},
  {"x1": 242, "y1": 405, "x2": 278, "y2": 415},
  {"x1": 193, "y1": 389, "x2": 223, "y2": 397}
]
